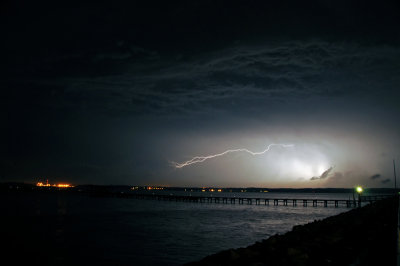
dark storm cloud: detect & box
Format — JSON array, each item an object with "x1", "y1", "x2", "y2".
[
  {"x1": 17, "y1": 40, "x2": 399, "y2": 118},
  {"x1": 2, "y1": 0, "x2": 400, "y2": 119},
  {"x1": 370, "y1": 174, "x2": 381, "y2": 180},
  {"x1": 310, "y1": 166, "x2": 333, "y2": 180},
  {"x1": 2, "y1": 0, "x2": 400, "y2": 80},
  {"x1": 2, "y1": 0, "x2": 400, "y2": 53}
]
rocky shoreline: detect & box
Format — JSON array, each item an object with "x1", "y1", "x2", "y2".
[{"x1": 186, "y1": 197, "x2": 398, "y2": 266}]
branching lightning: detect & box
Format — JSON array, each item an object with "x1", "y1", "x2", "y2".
[{"x1": 171, "y1": 143, "x2": 294, "y2": 168}]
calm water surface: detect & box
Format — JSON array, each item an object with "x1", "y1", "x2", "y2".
[{"x1": 2, "y1": 191, "x2": 359, "y2": 265}]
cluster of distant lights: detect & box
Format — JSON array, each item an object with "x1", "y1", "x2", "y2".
[
  {"x1": 198, "y1": 188, "x2": 268, "y2": 192},
  {"x1": 131, "y1": 186, "x2": 164, "y2": 190},
  {"x1": 130, "y1": 187, "x2": 271, "y2": 193},
  {"x1": 36, "y1": 182, "x2": 73, "y2": 188},
  {"x1": 36, "y1": 182, "x2": 364, "y2": 194},
  {"x1": 202, "y1": 188, "x2": 223, "y2": 192},
  {"x1": 130, "y1": 186, "x2": 365, "y2": 193}
]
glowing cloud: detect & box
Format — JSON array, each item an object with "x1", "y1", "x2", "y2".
[
  {"x1": 310, "y1": 166, "x2": 334, "y2": 180},
  {"x1": 171, "y1": 143, "x2": 294, "y2": 168}
]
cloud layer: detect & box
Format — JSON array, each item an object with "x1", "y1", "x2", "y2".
[{"x1": 6, "y1": 40, "x2": 399, "y2": 121}]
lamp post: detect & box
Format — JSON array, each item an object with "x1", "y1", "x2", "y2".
[
  {"x1": 394, "y1": 159, "x2": 397, "y2": 193},
  {"x1": 356, "y1": 186, "x2": 363, "y2": 207}
]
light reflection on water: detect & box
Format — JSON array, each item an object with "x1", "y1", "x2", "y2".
[{"x1": 3, "y1": 192, "x2": 361, "y2": 265}]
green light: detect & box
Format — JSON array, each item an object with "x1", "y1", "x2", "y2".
[{"x1": 356, "y1": 186, "x2": 363, "y2": 193}]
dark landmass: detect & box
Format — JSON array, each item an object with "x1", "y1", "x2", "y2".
[
  {"x1": 186, "y1": 197, "x2": 398, "y2": 266},
  {"x1": 0, "y1": 182, "x2": 397, "y2": 194}
]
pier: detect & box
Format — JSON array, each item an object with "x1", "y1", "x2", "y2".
[{"x1": 117, "y1": 193, "x2": 392, "y2": 208}]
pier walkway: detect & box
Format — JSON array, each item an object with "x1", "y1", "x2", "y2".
[{"x1": 117, "y1": 193, "x2": 392, "y2": 208}]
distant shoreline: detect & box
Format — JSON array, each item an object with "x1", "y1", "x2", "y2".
[{"x1": 1, "y1": 182, "x2": 397, "y2": 194}]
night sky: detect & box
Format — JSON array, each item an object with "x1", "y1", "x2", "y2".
[{"x1": 1, "y1": 0, "x2": 400, "y2": 187}]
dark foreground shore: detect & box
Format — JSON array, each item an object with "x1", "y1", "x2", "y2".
[{"x1": 186, "y1": 196, "x2": 398, "y2": 266}]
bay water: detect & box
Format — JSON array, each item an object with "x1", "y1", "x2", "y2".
[{"x1": 2, "y1": 191, "x2": 358, "y2": 265}]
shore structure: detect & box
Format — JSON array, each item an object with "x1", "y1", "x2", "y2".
[{"x1": 186, "y1": 196, "x2": 398, "y2": 266}]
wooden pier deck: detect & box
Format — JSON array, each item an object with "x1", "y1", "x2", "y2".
[{"x1": 117, "y1": 193, "x2": 392, "y2": 208}]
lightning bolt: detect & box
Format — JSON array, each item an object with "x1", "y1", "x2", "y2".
[{"x1": 171, "y1": 143, "x2": 294, "y2": 168}]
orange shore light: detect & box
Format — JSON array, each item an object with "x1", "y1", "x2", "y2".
[{"x1": 56, "y1": 184, "x2": 72, "y2": 188}]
